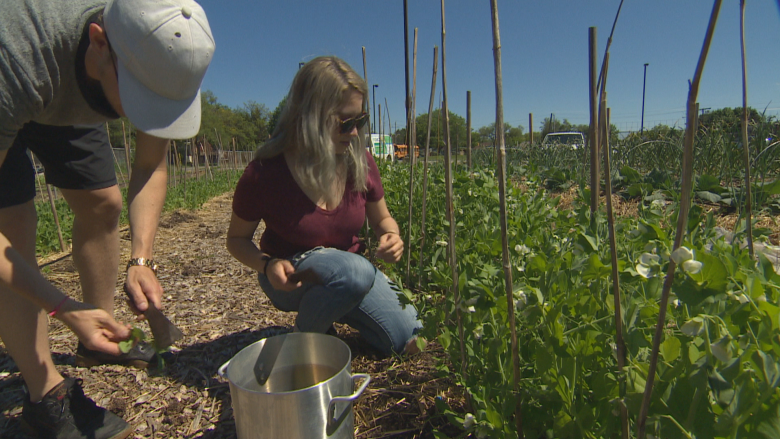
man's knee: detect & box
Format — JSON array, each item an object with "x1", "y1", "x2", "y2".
[{"x1": 67, "y1": 187, "x2": 123, "y2": 230}]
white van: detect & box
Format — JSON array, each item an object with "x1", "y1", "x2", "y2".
[{"x1": 542, "y1": 132, "x2": 585, "y2": 150}]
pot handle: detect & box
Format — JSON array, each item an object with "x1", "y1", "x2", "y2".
[
  {"x1": 327, "y1": 373, "x2": 371, "y2": 431},
  {"x1": 217, "y1": 360, "x2": 230, "y2": 379}
]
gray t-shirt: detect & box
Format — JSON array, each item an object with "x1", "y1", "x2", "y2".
[{"x1": 0, "y1": 0, "x2": 112, "y2": 151}]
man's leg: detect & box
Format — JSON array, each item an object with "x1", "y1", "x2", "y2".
[
  {"x1": 59, "y1": 186, "x2": 122, "y2": 314},
  {"x1": 0, "y1": 201, "x2": 64, "y2": 402}
]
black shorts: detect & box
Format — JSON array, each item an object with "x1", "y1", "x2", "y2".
[{"x1": 0, "y1": 122, "x2": 118, "y2": 208}]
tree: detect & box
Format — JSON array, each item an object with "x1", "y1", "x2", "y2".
[{"x1": 268, "y1": 96, "x2": 288, "y2": 137}]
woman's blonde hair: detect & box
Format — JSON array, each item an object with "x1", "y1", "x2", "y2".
[{"x1": 254, "y1": 56, "x2": 369, "y2": 200}]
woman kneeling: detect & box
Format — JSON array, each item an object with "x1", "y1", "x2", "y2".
[{"x1": 226, "y1": 56, "x2": 421, "y2": 356}]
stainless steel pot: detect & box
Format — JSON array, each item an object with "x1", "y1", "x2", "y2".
[{"x1": 218, "y1": 332, "x2": 370, "y2": 439}]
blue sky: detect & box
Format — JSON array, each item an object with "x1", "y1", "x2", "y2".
[{"x1": 196, "y1": 0, "x2": 780, "y2": 134}]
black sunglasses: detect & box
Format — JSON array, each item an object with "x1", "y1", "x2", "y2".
[{"x1": 338, "y1": 112, "x2": 369, "y2": 133}]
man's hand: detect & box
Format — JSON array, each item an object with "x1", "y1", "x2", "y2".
[
  {"x1": 266, "y1": 259, "x2": 303, "y2": 291},
  {"x1": 56, "y1": 299, "x2": 131, "y2": 356},
  {"x1": 376, "y1": 232, "x2": 403, "y2": 263},
  {"x1": 124, "y1": 265, "x2": 163, "y2": 316}
]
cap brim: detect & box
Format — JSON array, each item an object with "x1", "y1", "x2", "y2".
[{"x1": 117, "y1": 62, "x2": 201, "y2": 139}]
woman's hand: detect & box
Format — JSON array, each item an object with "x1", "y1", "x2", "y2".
[
  {"x1": 376, "y1": 231, "x2": 404, "y2": 263},
  {"x1": 266, "y1": 258, "x2": 303, "y2": 291},
  {"x1": 55, "y1": 299, "x2": 131, "y2": 356}
]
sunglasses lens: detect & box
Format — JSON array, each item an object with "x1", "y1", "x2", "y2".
[
  {"x1": 340, "y1": 113, "x2": 368, "y2": 133},
  {"x1": 356, "y1": 114, "x2": 368, "y2": 129}
]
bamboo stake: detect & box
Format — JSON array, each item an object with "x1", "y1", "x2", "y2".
[
  {"x1": 403, "y1": 0, "x2": 411, "y2": 158},
  {"x1": 637, "y1": 2, "x2": 722, "y2": 436},
  {"x1": 411, "y1": 28, "x2": 419, "y2": 169},
  {"x1": 405, "y1": 28, "x2": 418, "y2": 285},
  {"x1": 529, "y1": 113, "x2": 533, "y2": 144},
  {"x1": 31, "y1": 154, "x2": 45, "y2": 201},
  {"x1": 122, "y1": 121, "x2": 132, "y2": 180},
  {"x1": 201, "y1": 142, "x2": 213, "y2": 181},
  {"x1": 178, "y1": 141, "x2": 186, "y2": 200},
  {"x1": 440, "y1": 0, "x2": 467, "y2": 398},
  {"x1": 588, "y1": 27, "x2": 600, "y2": 213},
  {"x1": 384, "y1": 97, "x2": 392, "y2": 146},
  {"x1": 739, "y1": 0, "x2": 753, "y2": 258},
  {"x1": 417, "y1": 47, "x2": 438, "y2": 287},
  {"x1": 192, "y1": 138, "x2": 199, "y2": 182},
  {"x1": 467, "y1": 91, "x2": 472, "y2": 170},
  {"x1": 362, "y1": 47, "x2": 371, "y2": 136},
  {"x1": 597, "y1": 55, "x2": 628, "y2": 439},
  {"x1": 45, "y1": 183, "x2": 66, "y2": 252},
  {"x1": 490, "y1": 1, "x2": 522, "y2": 435},
  {"x1": 105, "y1": 123, "x2": 127, "y2": 187}
]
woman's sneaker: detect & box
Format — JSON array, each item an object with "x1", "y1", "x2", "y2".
[{"x1": 21, "y1": 377, "x2": 132, "y2": 439}]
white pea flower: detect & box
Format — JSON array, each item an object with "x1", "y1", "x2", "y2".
[
  {"x1": 468, "y1": 189, "x2": 472, "y2": 196},
  {"x1": 672, "y1": 299, "x2": 682, "y2": 308},
  {"x1": 473, "y1": 325, "x2": 484, "y2": 340},
  {"x1": 710, "y1": 336, "x2": 733, "y2": 363},
  {"x1": 680, "y1": 317, "x2": 705, "y2": 336},
  {"x1": 639, "y1": 253, "x2": 660, "y2": 266},
  {"x1": 636, "y1": 264, "x2": 655, "y2": 279},
  {"x1": 425, "y1": 294, "x2": 432, "y2": 300},
  {"x1": 458, "y1": 208, "x2": 463, "y2": 215},
  {"x1": 651, "y1": 199, "x2": 665, "y2": 210},
  {"x1": 515, "y1": 244, "x2": 530, "y2": 254},
  {"x1": 671, "y1": 246, "x2": 694, "y2": 264},
  {"x1": 682, "y1": 259, "x2": 703, "y2": 274},
  {"x1": 467, "y1": 306, "x2": 476, "y2": 313},
  {"x1": 435, "y1": 240, "x2": 448, "y2": 247},
  {"x1": 463, "y1": 413, "x2": 476, "y2": 429}
]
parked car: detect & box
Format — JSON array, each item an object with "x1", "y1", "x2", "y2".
[{"x1": 542, "y1": 131, "x2": 585, "y2": 150}]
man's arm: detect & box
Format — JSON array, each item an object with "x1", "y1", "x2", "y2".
[{"x1": 124, "y1": 131, "x2": 168, "y2": 313}]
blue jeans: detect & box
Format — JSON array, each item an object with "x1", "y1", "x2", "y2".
[{"x1": 257, "y1": 247, "x2": 422, "y2": 356}]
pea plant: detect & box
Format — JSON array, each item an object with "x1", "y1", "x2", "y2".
[{"x1": 380, "y1": 160, "x2": 780, "y2": 438}]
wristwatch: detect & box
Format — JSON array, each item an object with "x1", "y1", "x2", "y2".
[{"x1": 126, "y1": 257, "x2": 158, "y2": 275}]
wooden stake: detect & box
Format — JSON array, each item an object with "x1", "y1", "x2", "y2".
[
  {"x1": 739, "y1": 0, "x2": 753, "y2": 258},
  {"x1": 122, "y1": 121, "x2": 132, "y2": 180},
  {"x1": 467, "y1": 91, "x2": 472, "y2": 169},
  {"x1": 490, "y1": 0, "x2": 522, "y2": 435},
  {"x1": 528, "y1": 113, "x2": 533, "y2": 144},
  {"x1": 417, "y1": 46, "x2": 438, "y2": 286},
  {"x1": 405, "y1": 28, "x2": 418, "y2": 284},
  {"x1": 440, "y1": 0, "x2": 467, "y2": 402},
  {"x1": 588, "y1": 28, "x2": 600, "y2": 213},
  {"x1": 45, "y1": 183, "x2": 66, "y2": 252},
  {"x1": 637, "y1": 1, "x2": 723, "y2": 436}
]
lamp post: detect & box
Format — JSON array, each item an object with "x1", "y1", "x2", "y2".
[
  {"x1": 372, "y1": 84, "x2": 379, "y2": 134},
  {"x1": 641, "y1": 63, "x2": 649, "y2": 134}
]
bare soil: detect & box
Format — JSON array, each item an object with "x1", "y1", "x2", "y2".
[{"x1": 0, "y1": 193, "x2": 464, "y2": 439}]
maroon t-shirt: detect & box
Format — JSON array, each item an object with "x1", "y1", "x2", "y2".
[{"x1": 232, "y1": 150, "x2": 385, "y2": 258}]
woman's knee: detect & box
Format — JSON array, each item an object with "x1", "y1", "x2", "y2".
[{"x1": 301, "y1": 249, "x2": 376, "y2": 296}]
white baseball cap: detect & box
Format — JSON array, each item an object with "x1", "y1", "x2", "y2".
[{"x1": 104, "y1": 0, "x2": 215, "y2": 139}]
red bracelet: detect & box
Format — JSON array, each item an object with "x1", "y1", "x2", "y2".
[{"x1": 48, "y1": 297, "x2": 69, "y2": 317}]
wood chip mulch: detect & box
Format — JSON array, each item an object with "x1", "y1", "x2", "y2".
[{"x1": 0, "y1": 193, "x2": 465, "y2": 439}]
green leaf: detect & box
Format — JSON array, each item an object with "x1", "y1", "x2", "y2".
[
  {"x1": 756, "y1": 404, "x2": 780, "y2": 439},
  {"x1": 660, "y1": 336, "x2": 681, "y2": 362},
  {"x1": 438, "y1": 328, "x2": 452, "y2": 351},
  {"x1": 695, "y1": 191, "x2": 722, "y2": 203}
]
